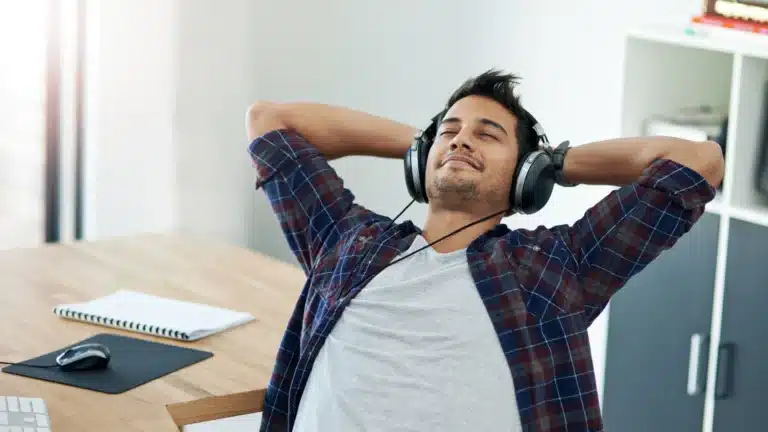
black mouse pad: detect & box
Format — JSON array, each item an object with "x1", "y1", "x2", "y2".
[{"x1": 1, "y1": 333, "x2": 213, "y2": 394}]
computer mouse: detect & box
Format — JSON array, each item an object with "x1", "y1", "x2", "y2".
[{"x1": 55, "y1": 342, "x2": 111, "y2": 371}]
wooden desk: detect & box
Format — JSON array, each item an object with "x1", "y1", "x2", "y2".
[{"x1": 0, "y1": 234, "x2": 304, "y2": 431}]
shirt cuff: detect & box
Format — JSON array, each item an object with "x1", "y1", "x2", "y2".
[
  {"x1": 638, "y1": 158, "x2": 717, "y2": 209},
  {"x1": 247, "y1": 129, "x2": 316, "y2": 189}
]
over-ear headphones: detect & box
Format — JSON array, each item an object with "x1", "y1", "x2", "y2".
[{"x1": 403, "y1": 108, "x2": 560, "y2": 215}]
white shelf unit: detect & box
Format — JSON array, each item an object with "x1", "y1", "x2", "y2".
[
  {"x1": 613, "y1": 24, "x2": 768, "y2": 432},
  {"x1": 622, "y1": 24, "x2": 768, "y2": 225}
]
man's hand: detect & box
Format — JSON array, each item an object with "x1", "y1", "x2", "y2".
[
  {"x1": 246, "y1": 101, "x2": 418, "y2": 161},
  {"x1": 562, "y1": 137, "x2": 725, "y2": 188}
]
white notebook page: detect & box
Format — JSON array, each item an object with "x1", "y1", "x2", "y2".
[{"x1": 57, "y1": 290, "x2": 254, "y2": 338}]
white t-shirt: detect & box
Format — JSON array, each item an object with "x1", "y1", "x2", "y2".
[{"x1": 293, "y1": 235, "x2": 522, "y2": 431}]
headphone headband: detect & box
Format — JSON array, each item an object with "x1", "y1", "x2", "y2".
[
  {"x1": 419, "y1": 109, "x2": 446, "y2": 142},
  {"x1": 522, "y1": 110, "x2": 550, "y2": 149}
]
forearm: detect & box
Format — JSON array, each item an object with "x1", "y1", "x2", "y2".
[
  {"x1": 562, "y1": 136, "x2": 725, "y2": 188},
  {"x1": 247, "y1": 101, "x2": 418, "y2": 160}
]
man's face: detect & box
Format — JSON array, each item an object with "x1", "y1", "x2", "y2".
[{"x1": 425, "y1": 95, "x2": 520, "y2": 212}]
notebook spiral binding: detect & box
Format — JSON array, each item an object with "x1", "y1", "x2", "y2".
[{"x1": 53, "y1": 306, "x2": 191, "y2": 341}]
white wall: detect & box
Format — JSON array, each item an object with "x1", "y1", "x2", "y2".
[
  {"x1": 84, "y1": 0, "x2": 261, "y2": 246},
  {"x1": 83, "y1": 0, "x2": 178, "y2": 239},
  {"x1": 174, "y1": 0, "x2": 262, "y2": 248},
  {"x1": 83, "y1": 0, "x2": 705, "y2": 406}
]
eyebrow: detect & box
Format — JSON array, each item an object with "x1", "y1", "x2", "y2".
[{"x1": 441, "y1": 116, "x2": 508, "y2": 136}]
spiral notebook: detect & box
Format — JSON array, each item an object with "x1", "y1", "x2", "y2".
[{"x1": 53, "y1": 290, "x2": 255, "y2": 341}]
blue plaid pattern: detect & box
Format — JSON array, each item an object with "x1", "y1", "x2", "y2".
[{"x1": 249, "y1": 129, "x2": 716, "y2": 431}]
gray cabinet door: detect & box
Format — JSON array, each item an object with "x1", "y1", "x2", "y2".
[
  {"x1": 713, "y1": 218, "x2": 768, "y2": 431},
  {"x1": 603, "y1": 212, "x2": 719, "y2": 432}
]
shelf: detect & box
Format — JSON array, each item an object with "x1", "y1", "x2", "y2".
[
  {"x1": 610, "y1": 21, "x2": 768, "y2": 432},
  {"x1": 622, "y1": 26, "x2": 768, "y2": 228},
  {"x1": 628, "y1": 24, "x2": 768, "y2": 59},
  {"x1": 730, "y1": 204, "x2": 768, "y2": 227},
  {"x1": 620, "y1": 36, "x2": 733, "y2": 139}
]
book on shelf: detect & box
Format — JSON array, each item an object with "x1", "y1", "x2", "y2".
[{"x1": 692, "y1": 14, "x2": 768, "y2": 35}]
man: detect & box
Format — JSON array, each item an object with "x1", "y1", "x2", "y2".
[{"x1": 246, "y1": 70, "x2": 724, "y2": 431}]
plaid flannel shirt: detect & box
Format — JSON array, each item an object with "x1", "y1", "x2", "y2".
[{"x1": 249, "y1": 129, "x2": 715, "y2": 431}]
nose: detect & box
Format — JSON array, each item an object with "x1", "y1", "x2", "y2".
[{"x1": 449, "y1": 131, "x2": 474, "y2": 152}]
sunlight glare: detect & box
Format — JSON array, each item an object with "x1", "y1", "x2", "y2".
[{"x1": 0, "y1": 0, "x2": 49, "y2": 96}]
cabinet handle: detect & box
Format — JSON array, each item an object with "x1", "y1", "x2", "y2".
[
  {"x1": 686, "y1": 333, "x2": 707, "y2": 396},
  {"x1": 715, "y1": 342, "x2": 736, "y2": 400}
]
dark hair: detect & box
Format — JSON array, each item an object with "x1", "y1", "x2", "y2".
[{"x1": 444, "y1": 69, "x2": 535, "y2": 155}]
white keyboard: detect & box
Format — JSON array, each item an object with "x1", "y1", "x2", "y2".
[{"x1": 0, "y1": 396, "x2": 51, "y2": 431}]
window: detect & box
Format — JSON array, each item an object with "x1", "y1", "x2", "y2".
[{"x1": 0, "y1": 0, "x2": 84, "y2": 247}]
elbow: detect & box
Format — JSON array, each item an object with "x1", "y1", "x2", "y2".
[
  {"x1": 655, "y1": 138, "x2": 725, "y2": 189},
  {"x1": 246, "y1": 101, "x2": 288, "y2": 141},
  {"x1": 697, "y1": 140, "x2": 725, "y2": 189}
]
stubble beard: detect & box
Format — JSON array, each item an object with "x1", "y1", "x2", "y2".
[
  {"x1": 428, "y1": 173, "x2": 510, "y2": 213},
  {"x1": 429, "y1": 176, "x2": 480, "y2": 207}
]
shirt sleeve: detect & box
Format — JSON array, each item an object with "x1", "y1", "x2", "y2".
[
  {"x1": 248, "y1": 128, "x2": 377, "y2": 274},
  {"x1": 541, "y1": 158, "x2": 717, "y2": 324}
]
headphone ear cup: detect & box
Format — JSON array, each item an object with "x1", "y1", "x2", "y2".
[
  {"x1": 404, "y1": 141, "x2": 419, "y2": 200},
  {"x1": 417, "y1": 139, "x2": 430, "y2": 202},
  {"x1": 403, "y1": 137, "x2": 430, "y2": 203},
  {"x1": 405, "y1": 109, "x2": 445, "y2": 203},
  {"x1": 509, "y1": 151, "x2": 555, "y2": 214}
]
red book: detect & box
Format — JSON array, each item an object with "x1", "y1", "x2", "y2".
[{"x1": 693, "y1": 14, "x2": 768, "y2": 35}]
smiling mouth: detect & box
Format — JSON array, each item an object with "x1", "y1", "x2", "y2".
[{"x1": 441, "y1": 156, "x2": 481, "y2": 170}]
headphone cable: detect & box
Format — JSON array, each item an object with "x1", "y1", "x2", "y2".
[
  {"x1": 378, "y1": 204, "x2": 507, "y2": 271},
  {"x1": 344, "y1": 200, "x2": 509, "y2": 292}
]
